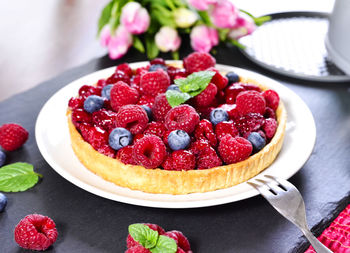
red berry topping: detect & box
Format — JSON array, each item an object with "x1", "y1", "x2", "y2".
[
  {"x1": 14, "y1": 214, "x2": 58, "y2": 251},
  {"x1": 97, "y1": 144, "x2": 115, "y2": 158},
  {"x1": 152, "y1": 93, "x2": 172, "y2": 122},
  {"x1": 116, "y1": 146, "x2": 136, "y2": 165},
  {"x1": 196, "y1": 106, "x2": 214, "y2": 120},
  {"x1": 136, "y1": 66, "x2": 149, "y2": 76},
  {"x1": 140, "y1": 69, "x2": 170, "y2": 96},
  {"x1": 189, "y1": 139, "x2": 212, "y2": 156},
  {"x1": 132, "y1": 135, "x2": 166, "y2": 169},
  {"x1": 218, "y1": 135, "x2": 253, "y2": 164},
  {"x1": 116, "y1": 63, "x2": 133, "y2": 77},
  {"x1": 106, "y1": 70, "x2": 130, "y2": 84},
  {"x1": 133, "y1": 134, "x2": 145, "y2": 144},
  {"x1": 196, "y1": 145, "x2": 222, "y2": 170},
  {"x1": 96, "y1": 79, "x2": 107, "y2": 88},
  {"x1": 87, "y1": 127, "x2": 108, "y2": 150},
  {"x1": 144, "y1": 122, "x2": 166, "y2": 137},
  {"x1": 234, "y1": 113, "x2": 265, "y2": 137},
  {"x1": 219, "y1": 104, "x2": 240, "y2": 119},
  {"x1": 125, "y1": 245, "x2": 150, "y2": 253},
  {"x1": 78, "y1": 85, "x2": 101, "y2": 99},
  {"x1": 262, "y1": 89, "x2": 280, "y2": 110},
  {"x1": 150, "y1": 58, "x2": 166, "y2": 65},
  {"x1": 137, "y1": 95, "x2": 155, "y2": 107},
  {"x1": 78, "y1": 123, "x2": 92, "y2": 142},
  {"x1": 68, "y1": 97, "x2": 84, "y2": 109},
  {"x1": 131, "y1": 74, "x2": 142, "y2": 86},
  {"x1": 183, "y1": 52, "x2": 216, "y2": 73},
  {"x1": 163, "y1": 150, "x2": 196, "y2": 171},
  {"x1": 236, "y1": 90, "x2": 266, "y2": 115},
  {"x1": 0, "y1": 123, "x2": 29, "y2": 151},
  {"x1": 264, "y1": 107, "x2": 276, "y2": 119},
  {"x1": 110, "y1": 81, "x2": 140, "y2": 112},
  {"x1": 92, "y1": 109, "x2": 118, "y2": 132},
  {"x1": 241, "y1": 83, "x2": 262, "y2": 92},
  {"x1": 194, "y1": 119, "x2": 217, "y2": 147},
  {"x1": 224, "y1": 84, "x2": 244, "y2": 104},
  {"x1": 193, "y1": 82, "x2": 217, "y2": 107},
  {"x1": 215, "y1": 121, "x2": 239, "y2": 140},
  {"x1": 71, "y1": 108, "x2": 92, "y2": 128},
  {"x1": 165, "y1": 105, "x2": 200, "y2": 134},
  {"x1": 207, "y1": 67, "x2": 228, "y2": 91},
  {"x1": 116, "y1": 105, "x2": 148, "y2": 134},
  {"x1": 167, "y1": 66, "x2": 187, "y2": 81},
  {"x1": 263, "y1": 118, "x2": 277, "y2": 139}
]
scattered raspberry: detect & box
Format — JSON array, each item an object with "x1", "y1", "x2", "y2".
[
  {"x1": 224, "y1": 84, "x2": 244, "y2": 104},
  {"x1": 219, "y1": 104, "x2": 240, "y2": 119},
  {"x1": 168, "y1": 230, "x2": 191, "y2": 252},
  {"x1": 116, "y1": 105, "x2": 148, "y2": 134},
  {"x1": 207, "y1": 67, "x2": 228, "y2": 91},
  {"x1": 97, "y1": 145, "x2": 115, "y2": 158},
  {"x1": 183, "y1": 52, "x2": 216, "y2": 73},
  {"x1": 0, "y1": 123, "x2": 29, "y2": 151},
  {"x1": 68, "y1": 97, "x2": 84, "y2": 109},
  {"x1": 167, "y1": 66, "x2": 187, "y2": 81},
  {"x1": 194, "y1": 119, "x2": 217, "y2": 147},
  {"x1": 106, "y1": 70, "x2": 130, "y2": 85},
  {"x1": 236, "y1": 90, "x2": 266, "y2": 115},
  {"x1": 132, "y1": 135, "x2": 166, "y2": 169},
  {"x1": 96, "y1": 79, "x2": 107, "y2": 88},
  {"x1": 152, "y1": 93, "x2": 172, "y2": 122},
  {"x1": 116, "y1": 63, "x2": 133, "y2": 77},
  {"x1": 262, "y1": 89, "x2": 280, "y2": 110},
  {"x1": 193, "y1": 82, "x2": 217, "y2": 107},
  {"x1": 87, "y1": 127, "x2": 108, "y2": 150},
  {"x1": 110, "y1": 81, "x2": 140, "y2": 112},
  {"x1": 126, "y1": 223, "x2": 165, "y2": 249},
  {"x1": 14, "y1": 214, "x2": 58, "y2": 251},
  {"x1": 137, "y1": 95, "x2": 155, "y2": 107},
  {"x1": 218, "y1": 135, "x2": 252, "y2": 164},
  {"x1": 116, "y1": 146, "x2": 136, "y2": 165},
  {"x1": 78, "y1": 85, "x2": 101, "y2": 99},
  {"x1": 92, "y1": 109, "x2": 118, "y2": 132},
  {"x1": 165, "y1": 105, "x2": 200, "y2": 134},
  {"x1": 163, "y1": 150, "x2": 196, "y2": 171},
  {"x1": 144, "y1": 122, "x2": 166, "y2": 137},
  {"x1": 241, "y1": 83, "x2": 262, "y2": 92},
  {"x1": 215, "y1": 121, "x2": 239, "y2": 140},
  {"x1": 140, "y1": 69, "x2": 170, "y2": 97},
  {"x1": 196, "y1": 146, "x2": 222, "y2": 170},
  {"x1": 234, "y1": 113, "x2": 265, "y2": 138},
  {"x1": 264, "y1": 107, "x2": 276, "y2": 119},
  {"x1": 263, "y1": 118, "x2": 277, "y2": 139},
  {"x1": 125, "y1": 245, "x2": 150, "y2": 253}
]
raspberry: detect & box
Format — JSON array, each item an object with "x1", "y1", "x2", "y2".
[
  {"x1": 193, "y1": 82, "x2": 217, "y2": 107},
  {"x1": 163, "y1": 150, "x2": 196, "y2": 171},
  {"x1": 106, "y1": 70, "x2": 130, "y2": 84},
  {"x1": 168, "y1": 230, "x2": 191, "y2": 252},
  {"x1": 189, "y1": 139, "x2": 212, "y2": 156},
  {"x1": 165, "y1": 105, "x2": 200, "y2": 134},
  {"x1": 207, "y1": 67, "x2": 228, "y2": 91},
  {"x1": 131, "y1": 74, "x2": 142, "y2": 86},
  {"x1": 97, "y1": 145, "x2": 115, "y2": 158},
  {"x1": 68, "y1": 97, "x2": 84, "y2": 109},
  {"x1": 196, "y1": 146, "x2": 222, "y2": 170},
  {"x1": 241, "y1": 83, "x2": 262, "y2": 92},
  {"x1": 132, "y1": 135, "x2": 166, "y2": 169},
  {"x1": 215, "y1": 121, "x2": 239, "y2": 140},
  {"x1": 234, "y1": 113, "x2": 265, "y2": 137},
  {"x1": 133, "y1": 134, "x2": 145, "y2": 144},
  {"x1": 150, "y1": 58, "x2": 166, "y2": 65},
  {"x1": 14, "y1": 214, "x2": 58, "y2": 251},
  {"x1": 116, "y1": 63, "x2": 133, "y2": 77},
  {"x1": 236, "y1": 90, "x2": 266, "y2": 115},
  {"x1": 264, "y1": 107, "x2": 276, "y2": 119},
  {"x1": 167, "y1": 66, "x2": 187, "y2": 81},
  {"x1": 162, "y1": 130, "x2": 172, "y2": 146},
  {"x1": 96, "y1": 79, "x2": 107, "y2": 88},
  {"x1": 127, "y1": 223, "x2": 165, "y2": 249},
  {"x1": 137, "y1": 95, "x2": 155, "y2": 107},
  {"x1": 116, "y1": 146, "x2": 136, "y2": 165},
  {"x1": 72, "y1": 108, "x2": 92, "y2": 128},
  {"x1": 136, "y1": 66, "x2": 149, "y2": 76},
  {"x1": 78, "y1": 85, "x2": 102, "y2": 99},
  {"x1": 183, "y1": 52, "x2": 216, "y2": 73},
  {"x1": 219, "y1": 104, "x2": 240, "y2": 119},
  {"x1": 88, "y1": 127, "x2": 108, "y2": 150},
  {"x1": 262, "y1": 89, "x2": 280, "y2": 110},
  {"x1": 78, "y1": 123, "x2": 92, "y2": 141},
  {"x1": 263, "y1": 118, "x2": 277, "y2": 139},
  {"x1": 116, "y1": 105, "x2": 148, "y2": 134},
  {"x1": 110, "y1": 81, "x2": 140, "y2": 112},
  {"x1": 218, "y1": 135, "x2": 253, "y2": 164},
  {"x1": 225, "y1": 84, "x2": 244, "y2": 104},
  {"x1": 140, "y1": 69, "x2": 170, "y2": 96},
  {"x1": 194, "y1": 119, "x2": 217, "y2": 147},
  {"x1": 144, "y1": 122, "x2": 166, "y2": 137},
  {"x1": 92, "y1": 109, "x2": 118, "y2": 132},
  {"x1": 152, "y1": 93, "x2": 172, "y2": 122},
  {"x1": 125, "y1": 246, "x2": 150, "y2": 253},
  {"x1": 0, "y1": 124, "x2": 29, "y2": 151}
]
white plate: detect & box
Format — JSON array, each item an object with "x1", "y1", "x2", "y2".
[{"x1": 35, "y1": 62, "x2": 316, "y2": 209}]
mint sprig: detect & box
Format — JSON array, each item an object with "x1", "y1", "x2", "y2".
[
  {"x1": 166, "y1": 70, "x2": 215, "y2": 107},
  {"x1": 0, "y1": 162, "x2": 42, "y2": 192},
  {"x1": 128, "y1": 224, "x2": 177, "y2": 253}
]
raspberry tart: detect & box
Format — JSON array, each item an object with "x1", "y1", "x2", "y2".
[{"x1": 67, "y1": 52, "x2": 287, "y2": 194}]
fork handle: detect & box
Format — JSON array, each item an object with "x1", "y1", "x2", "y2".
[{"x1": 302, "y1": 229, "x2": 333, "y2": 253}]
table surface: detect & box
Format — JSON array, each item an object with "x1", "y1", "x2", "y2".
[{"x1": 0, "y1": 44, "x2": 349, "y2": 252}]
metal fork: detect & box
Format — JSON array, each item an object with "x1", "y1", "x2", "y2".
[{"x1": 248, "y1": 175, "x2": 332, "y2": 253}]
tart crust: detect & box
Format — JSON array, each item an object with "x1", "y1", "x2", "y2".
[{"x1": 67, "y1": 76, "x2": 287, "y2": 195}]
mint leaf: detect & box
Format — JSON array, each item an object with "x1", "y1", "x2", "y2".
[
  {"x1": 150, "y1": 235, "x2": 177, "y2": 253},
  {"x1": 175, "y1": 71, "x2": 215, "y2": 97},
  {"x1": 129, "y1": 224, "x2": 158, "y2": 249},
  {"x1": 0, "y1": 163, "x2": 42, "y2": 192},
  {"x1": 166, "y1": 90, "x2": 192, "y2": 107}
]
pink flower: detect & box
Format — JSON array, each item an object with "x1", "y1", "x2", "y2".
[
  {"x1": 155, "y1": 27, "x2": 181, "y2": 52},
  {"x1": 188, "y1": 0, "x2": 217, "y2": 11},
  {"x1": 228, "y1": 16, "x2": 256, "y2": 40},
  {"x1": 211, "y1": 0, "x2": 238, "y2": 28},
  {"x1": 100, "y1": 25, "x2": 111, "y2": 47},
  {"x1": 108, "y1": 25, "x2": 132, "y2": 59},
  {"x1": 190, "y1": 25, "x2": 219, "y2": 53},
  {"x1": 120, "y1": 2, "x2": 150, "y2": 35}
]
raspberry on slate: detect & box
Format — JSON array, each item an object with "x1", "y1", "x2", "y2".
[
  {"x1": 116, "y1": 63, "x2": 133, "y2": 78},
  {"x1": 0, "y1": 123, "x2": 29, "y2": 151},
  {"x1": 207, "y1": 67, "x2": 228, "y2": 91},
  {"x1": 132, "y1": 135, "x2": 166, "y2": 169},
  {"x1": 125, "y1": 245, "x2": 151, "y2": 253},
  {"x1": 183, "y1": 52, "x2": 216, "y2": 73},
  {"x1": 165, "y1": 105, "x2": 200, "y2": 134},
  {"x1": 78, "y1": 85, "x2": 101, "y2": 99},
  {"x1": 234, "y1": 113, "x2": 265, "y2": 138},
  {"x1": 194, "y1": 119, "x2": 217, "y2": 147},
  {"x1": 215, "y1": 121, "x2": 239, "y2": 140},
  {"x1": 152, "y1": 93, "x2": 172, "y2": 122},
  {"x1": 236, "y1": 90, "x2": 266, "y2": 115},
  {"x1": 116, "y1": 146, "x2": 137, "y2": 165},
  {"x1": 14, "y1": 214, "x2": 58, "y2": 251},
  {"x1": 163, "y1": 150, "x2": 196, "y2": 171},
  {"x1": 144, "y1": 122, "x2": 166, "y2": 137},
  {"x1": 193, "y1": 82, "x2": 217, "y2": 107},
  {"x1": 106, "y1": 69, "x2": 130, "y2": 85},
  {"x1": 262, "y1": 89, "x2": 280, "y2": 111},
  {"x1": 126, "y1": 223, "x2": 165, "y2": 249},
  {"x1": 116, "y1": 105, "x2": 148, "y2": 134},
  {"x1": 263, "y1": 118, "x2": 277, "y2": 139},
  {"x1": 218, "y1": 135, "x2": 253, "y2": 164},
  {"x1": 92, "y1": 109, "x2": 118, "y2": 132},
  {"x1": 168, "y1": 230, "x2": 191, "y2": 252},
  {"x1": 140, "y1": 69, "x2": 170, "y2": 97},
  {"x1": 110, "y1": 81, "x2": 139, "y2": 112},
  {"x1": 224, "y1": 83, "x2": 245, "y2": 104}
]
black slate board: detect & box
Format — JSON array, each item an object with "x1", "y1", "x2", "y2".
[{"x1": 0, "y1": 43, "x2": 350, "y2": 253}]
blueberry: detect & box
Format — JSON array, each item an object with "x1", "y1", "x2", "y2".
[
  {"x1": 248, "y1": 132, "x2": 266, "y2": 153},
  {"x1": 0, "y1": 150, "x2": 5, "y2": 167},
  {"x1": 84, "y1": 95, "x2": 104, "y2": 113},
  {"x1": 149, "y1": 64, "x2": 168, "y2": 72},
  {"x1": 167, "y1": 84, "x2": 180, "y2": 92},
  {"x1": 101, "y1": 84, "x2": 114, "y2": 100},
  {"x1": 226, "y1": 71, "x2": 240, "y2": 85},
  {"x1": 141, "y1": 105, "x2": 152, "y2": 121},
  {"x1": 109, "y1": 127, "x2": 133, "y2": 151},
  {"x1": 0, "y1": 193, "x2": 7, "y2": 212},
  {"x1": 210, "y1": 108, "x2": 229, "y2": 125},
  {"x1": 168, "y1": 130, "x2": 191, "y2": 151}
]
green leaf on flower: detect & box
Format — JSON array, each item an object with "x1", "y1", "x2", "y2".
[
  {"x1": 150, "y1": 235, "x2": 177, "y2": 253},
  {"x1": 175, "y1": 70, "x2": 216, "y2": 97},
  {"x1": 229, "y1": 39, "x2": 246, "y2": 49},
  {"x1": 133, "y1": 36, "x2": 145, "y2": 53},
  {"x1": 197, "y1": 11, "x2": 212, "y2": 26},
  {"x1": 239, "y1": 9, "x2": 271, "y2": 26},
  {"x1": 97, "y1": 1, "x2": 114, "y2": 35},
  {"x1": 145, "y1": 36, "x2": 159, "y2": 59},
  {"x1": 0, "y1": 163, "x2": 42, "y2": 192},
  {"x1": 129, "y1": 224, "x2": 159, "y2": 249},
  {"x1": 166, "y1": 90, "x2": 192, "y2": 107},
  {"x1": 171, "y1": 51, "x2": 179, "y2": 60}
]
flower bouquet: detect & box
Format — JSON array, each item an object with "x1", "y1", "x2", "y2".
[{"x1": 98, "y1": 0, "x2": 269, "y2": 59}]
